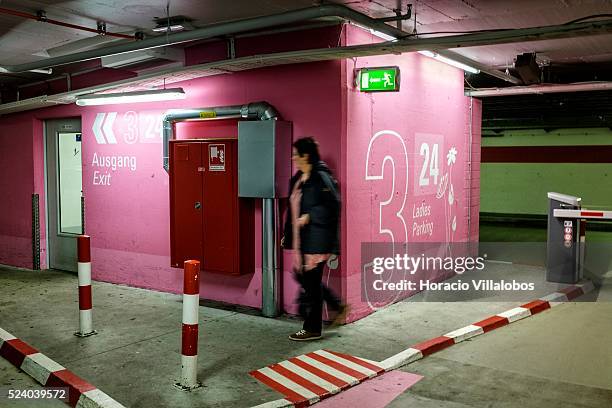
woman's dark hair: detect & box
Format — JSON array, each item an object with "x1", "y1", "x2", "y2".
[{"x1": 293, "y1": 137, "x2": 321, "y2": 164}]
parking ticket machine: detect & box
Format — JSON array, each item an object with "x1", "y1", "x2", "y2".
[{"x1": 546, "y1": 192, "x2": 584, "y2": 284}]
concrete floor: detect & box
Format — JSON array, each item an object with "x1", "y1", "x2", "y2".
[{"x1": 0, "y1": 264, "x2": 610, "y2": 407}]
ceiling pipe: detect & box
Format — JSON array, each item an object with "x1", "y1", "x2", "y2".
[
  {"x1": 161, "y1": 101, "x2": 279, "y2": 172},
  {"x1": 0, "y1": 67, "x2": 53, "y2": 75},
  {"x1": 0, "y1": 3, "x2": 514, "y2": 83},
  {"x1": 0, "y1": 4, "x2": 408, "y2": 73},
  {"x1": 0, "y1": 6, "x2": 135, "y2": 40},
  {"x1": 0, "y1": 3, "x2": 603, "y2": 85},
  {"x1": 2, "y1": 5, "x2": 611, "y2": 86},
  {"x1": 438, "y1": 50, "x2": 522, "y2": 84},
  {"x1": 466, "y1": 81, "x2": 612, "y2": 97}
]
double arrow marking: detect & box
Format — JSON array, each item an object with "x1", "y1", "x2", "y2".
[{"x1": 93, "y1": 112, "x2": 117, "y2": 144}]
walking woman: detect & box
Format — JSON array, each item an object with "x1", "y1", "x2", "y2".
[{"x1": 282, "y1": 137, "x2": 346, "y2": 341}]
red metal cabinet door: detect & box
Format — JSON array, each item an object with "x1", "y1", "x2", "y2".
[
  {"x1": 170, "y1": 141, "x2": 203, "y2": 267},
  {"x1": 202, "y1": 141, "x2": 237, "y2": 274}
]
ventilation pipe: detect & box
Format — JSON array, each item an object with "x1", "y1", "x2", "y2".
[
  {"x1": 162, "y1": 101, "x2": 278, "y2": 171},
  {"x1": 163, "y1": 101, "x2": 282, "y2": 317},
  {"x1": 0, "y1": 4, "x2": 407, "y2": 73},
  {"x1": 466, "y1": 81, "x2": 612, "y2": 97}
]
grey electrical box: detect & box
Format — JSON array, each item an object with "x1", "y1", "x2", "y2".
[{"x1": 238, "y1": 120, "x2": 292, "y2": 198}]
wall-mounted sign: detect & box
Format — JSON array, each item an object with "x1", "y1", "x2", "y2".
[
  {"x1": 209, "y1": 144, "x2": 225, "y2": 171},
  {"x1": 357, "y1": 67, "x2": 400, "y2": 92}
]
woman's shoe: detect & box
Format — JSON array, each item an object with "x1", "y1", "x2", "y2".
[{"x1": 289, "y1": 329, "x2": 322, "y2": 341}]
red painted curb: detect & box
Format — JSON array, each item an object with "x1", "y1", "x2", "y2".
[
  {"x1": 412, "y1": 336, "x2": 455, "y2": 356},
  {"x1": 521, "y1": 299, "x2": 551, "y2": 315},
  {"x1": 0, "y1": 339, "x2": 38, "y2": 367},
  {"x1": 474, "y1": 315, "x2": 509, "y2": 333},
  {"x1": 47, "y1": 369, "x2": 96, "y2": 407},
  {"x1": 0, "y1": 328, "x2": 124, "y2": 408}
]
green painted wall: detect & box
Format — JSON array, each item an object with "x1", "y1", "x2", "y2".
[{"x1": 481, "y1": 128, "x2": 612, "y2": 215}]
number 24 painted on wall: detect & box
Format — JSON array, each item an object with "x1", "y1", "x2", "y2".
[
  {"x1": 365, "y1": 132, "x2": 444, "y2": 245},
  {"x1": 419, "y1": 142, "x2": 440, "y2": 186}
]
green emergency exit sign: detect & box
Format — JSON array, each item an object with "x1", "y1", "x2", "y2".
[{"x1": 357, "y1": 67, "x2": 400, "y2": 92}]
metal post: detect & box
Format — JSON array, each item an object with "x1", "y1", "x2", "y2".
[
  {"x1": 32, "y1": 194, "x2": 40, "y2": 270},
  {"x1": 75, "y1": 235, "x2": 97, "y2": 337},
  {"x1": 262, "y1": 198, "x2": 280, "y2": 317},
  {"x1": 177, "y1": 260, "x2": 202, "y2": 390},
  {"x1": 81, "y1": 195, "x2": 85, "y2": 235}
]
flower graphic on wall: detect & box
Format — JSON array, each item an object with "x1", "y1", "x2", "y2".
[{"x1": 447, "y1": 147, "x2": 457, "y2": 166}]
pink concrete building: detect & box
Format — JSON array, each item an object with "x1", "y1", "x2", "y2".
[{"x1": 0, "y1": 24, "x2": 481, "y2": 322}]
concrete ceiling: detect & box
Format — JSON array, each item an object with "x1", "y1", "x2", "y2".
[{"x1": 0, "y1": 0, "x2": 611, "y2": 87}]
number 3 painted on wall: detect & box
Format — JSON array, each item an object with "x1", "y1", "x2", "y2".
[{"x1": 365, "y1": 130, "x2": 409, "y2": 245}]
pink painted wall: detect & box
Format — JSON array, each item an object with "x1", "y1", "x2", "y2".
[
  {"x1": 0, "y1": 57, "x2": 343, "y2": 312},
  {"x1": 0, "y1": 23, "x2": 481, "y2": 322},
  {"x1": 0, "y1": 114, "x2": 36, "y2": 268},
  {"x1": 340, "y1": 26, "x2": 482, "y2": 321}
]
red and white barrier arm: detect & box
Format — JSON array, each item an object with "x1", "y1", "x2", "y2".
[
  {"x1": 76, "y1": 235, "x2": 96, "y2": 337},
  {"x1": 180, "y1": 260, "x2": 201, "y2": 390},
  {"x1": 554, "y1": 209, "x2": 612, "y2": 220}
]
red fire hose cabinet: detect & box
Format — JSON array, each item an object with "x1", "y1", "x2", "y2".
[{"x1": 169, "y1": 139, "x2": 254, "y2": 275}]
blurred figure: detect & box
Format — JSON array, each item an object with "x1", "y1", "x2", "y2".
[{"x1": 282, "y1": 137, "x2": 346, "y2": 341}]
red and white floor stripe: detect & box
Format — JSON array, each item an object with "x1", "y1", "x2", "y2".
[
  {"x1": 251, "y1": 281, "x2": 595, "y2": 407},
  {"x1": 250, "y1": 349, "x2": 384, "y2": 407},
  {"x1": 379, "y1": 280, "x2": 595, "y2": 370},
  {"x1": 0, "y1": 327, "x2": 124, "y2": 408}
]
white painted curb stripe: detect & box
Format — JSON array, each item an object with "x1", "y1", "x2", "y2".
[
  {"x1": 379, "y1": 348, "x2": 423, "y2": 372},
  {"x1": 577, "y1": 280, "x2": 595, "y2": 293},
  {"x1": 258, "y1": 366, "x2": 319, "y2": 403},
  {"x1": 21, "y1": 353, "x2": 65, "y2": 385},
  {"x1": 77, "y1": 389, "x2": 127, "y2": 408},
  {"x1": 444, "y1": 324, "x2": 484, "y2": 343},
  {"x1": 539, "y1": 292, "x2": 568, "y2": 304},
  {"x1": 182, "y1": 294, "x2": 199, "y2": 325},
  {"x1": 77, "y1": 263, "x2": 92, "y2": 286},
  {"x1": 249, "y1": 399, "x2": 293, "y2": 408},
  {"x1": 296, "y1": 355, "x2": 360, "y2": 386},
  {"x1": 497, "y1": 307, "x2": 531, "y2": 323},
  {"x1": 277, "y1": 361, "x2": 340, "y2": 394},
  {"x1": 0, "y1": 328, "x2": 16, "y2": 345},
  {"x1": 314, "y1": 350, "x2": 378, "y2": 378}
]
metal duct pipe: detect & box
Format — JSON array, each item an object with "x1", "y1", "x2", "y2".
[
  {"x1": 466, "y1": 81, "x2": 612, "y2": 97},
  {"x1": 262, "y1": 198, "x2": 281, "y2": 317},
  {"x1": 161, "y1": 101, "x2": 279, "y2": 171},
  {"x1": 1, "y1": 4, "x2": 407, "y2": 73},
  {"x1": 0, "y1": 6, "x2": 135, "y2": 40}
]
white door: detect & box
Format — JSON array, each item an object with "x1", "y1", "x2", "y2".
[{"x1": 45, "y1": 118, "x2": 83, "y2": 271}]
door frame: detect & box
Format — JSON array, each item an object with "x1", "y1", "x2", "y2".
[{"x1": 44, "y1": 117, "x2": 83, "y2": 271}]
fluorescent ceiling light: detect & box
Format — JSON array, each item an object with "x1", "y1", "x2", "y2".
[
  {"x1": 352, "y1": 23, "x2": 397, "y2": 42},
  {"x1": 75, "y1": 88, "x2": 186, "y2": 106},
  {"x1": 418, "y1": 50, "x2": 480, "y2": 74},
  {"x1": 152, "y1": 24, "x2": 185, "y2": 33}
]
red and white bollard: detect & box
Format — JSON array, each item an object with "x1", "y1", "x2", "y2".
[
  {"x1": 178, "y1": 260, "x2": 201, "y2": 390},
  {"x1": 75, "y1": 235, "x2": 96, "y2": 337}
]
